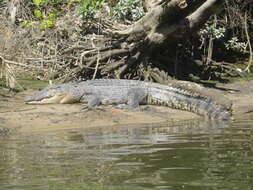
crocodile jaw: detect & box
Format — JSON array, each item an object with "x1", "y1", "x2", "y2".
[{"x1": 25, "y1": 94, "x2": 80, "y2": 104}]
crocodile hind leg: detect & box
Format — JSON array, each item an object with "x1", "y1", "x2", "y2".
[
  {"x1": 127, "y1": 88, "x2": 148, "y2": 108},
  {"x1": 112, "y1": 88, "x2": 147, "y2": 110}
]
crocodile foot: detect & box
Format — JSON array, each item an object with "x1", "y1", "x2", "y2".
[{"x1": 81, "y1": 105, "x2": 106, "y2": 112}]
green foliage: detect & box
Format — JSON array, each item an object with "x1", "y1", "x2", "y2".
[
  {"x1": 21, "y1": 0, "x2": 145, "y2": 28},
  {"x1": 38, "y1": 18, "x2": 55, "y2": 29},
  {"x1": 78, "y1": 0, "x2": 106, "y2": 20},
  {"x1": 32, "y1": 0, "x2": 47, "y2": 7},
  {"x1": 199, "y1": 24, "x2": 226, "y2": 40},
  {"x1": 199, "y1": 24, "x2": 247, "y2": 53},
  {"x1": 34, "y1": 9, "x2": 42, "y2": 19},
  {"x1": 113, "y1": 0, "x2": 144, "y2": 21},
  {"x1": 225, "y1": 37, "x2": 247, "y2": 52},
  {"x1": 21, "y1": 0, "x2": 63, "y2": 29},
  {"x1": 67, "y1": 0, "x2": 82, "y2": 6},
  {"x1": 33, "y1": 0, "x2": 64, "y2": 7},
  {"x1": 21, "y1": 20, "x2": 37, "y2": 27}
]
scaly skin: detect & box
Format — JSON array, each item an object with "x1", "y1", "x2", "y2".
[{"x1": 24, "y1": 79, "x2": 232, "y2": 120}]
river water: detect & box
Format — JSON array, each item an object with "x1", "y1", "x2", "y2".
[{"x1": 0, "y1": 119, "x2": 253, "y2": 190}]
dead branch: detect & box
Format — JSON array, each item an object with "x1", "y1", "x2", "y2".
[
  {"x1": 0, "y1": 55, "x2": 40, "y2": 69},
  {"x1": 0, "y1": 0, "x2": 233, "y2": 83},
  {"x1": 243, "y1": 12, "x2": 252, "y2": 73}
]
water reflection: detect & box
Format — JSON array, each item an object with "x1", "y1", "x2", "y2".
[{"x1": 0, "y1": 119, "x2": 253, "y2": 190}]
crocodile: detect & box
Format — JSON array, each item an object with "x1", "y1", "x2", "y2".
[{"x1": 24, "y1": 79, "x2": 232, "y2": 120}]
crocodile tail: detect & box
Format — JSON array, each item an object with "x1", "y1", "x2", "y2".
[
  {"x1": 147, "y1": 85, "x2": 232, "y2": 120},
  {"x1": 174, "y1": 95, "x2": 232, "y2": 120},
  {"x1": 198, "y1": 97, "x2": 232, "y2": 120}
]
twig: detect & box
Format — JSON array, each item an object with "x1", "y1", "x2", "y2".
[
  {"x1": 86, "y1": 49, "x2": 129, "y2": 67},
  {"x1": 208, "y1": 59, "x2": 245, "y2": 77},
  {"x1": 243, "y1": 12, "x2": 252, "y2": 73},
  {"x1": 0, "y1": 55, "x2": 38, "y2": 69},
  {"x1": 62, "y1": 45, "x2": 88, "y2": 54},
  {"x1": 205, "y1": 15, "x2": 216, "y2": 80},
  {"x1": 92, "y1": 50, "x2": 100, "y2": 79}
]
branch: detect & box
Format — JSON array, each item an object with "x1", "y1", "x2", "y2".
[
  {"x1": 187, "y1": 0, "x2": 224, "y2": 32},
  {"x1": 85, "y1": 49, "x2": 129, "y2": 67},
  {"x1": 116, "y1": 0, "x2": 194, "y2": 37},
  {"x1": 0, "y1": 55, "x2": 37, "y2": 69},
  {"x1": 243, "y1": 12, "x2": 252, "y2": 73},
  {"x1": 160, "y1": 0, "x2": 224, "y2": 43}
]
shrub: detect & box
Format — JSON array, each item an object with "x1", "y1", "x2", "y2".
[
  {"x1": 78, "y1": 0, "x2": 106, "y2": 19},
  {"x1": 113, "y1": 0, "x2": 144, "y2": 21}
]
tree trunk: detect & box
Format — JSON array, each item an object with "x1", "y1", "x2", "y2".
[
  {"x1": 9, "y1": 0, "x2": 222, "y2": 82},
  {"x1": 74, "y1": 0, "x2": 224, "y2": 82},
  {"x1": 117, "y1": 0, "x2": 223, "y2": 51}
]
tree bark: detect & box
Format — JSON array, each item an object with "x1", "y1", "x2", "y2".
[
  {"x1": 117, "y1": 0, "x2": 223, "y2": 48},
  {"x1": 13, "y1": 0, "x2": 224, "y2": 82},
  {"x1": 7, "y1": 0, "x2": 20, "y2": 24},
  {"x1": 84, "y1": 0, "x2": 225, "y2": 81}
]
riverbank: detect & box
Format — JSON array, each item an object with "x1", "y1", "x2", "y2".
[{"x1": 0, "y1": 79, "x2": 253, "y2": 135}]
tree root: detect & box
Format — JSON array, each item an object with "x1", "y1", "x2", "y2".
[{"x1": 2, "y1": 0, "x2": 239, "y2": 85}]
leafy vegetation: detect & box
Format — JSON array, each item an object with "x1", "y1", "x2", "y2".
[
  {"x1": 0, "y1": 0, "x2": 252, "y2": 88},
  {"x1": 78, "y1": 0, "x2": 145, "y2": 21},
  {"x1": 199, "y1": 24, "x2": 226, "y2": 40},
  {"x1": 112, "y1": 0, "x2": 144, "y2": 21},
  {"x1": 78, "y1": 0, "x2": 106, "y2": 19},
  {"x1": 20, "y1": 0, "x2": 145, "y2": 27},
  {"x1": 21, "y1": 0, "x2": 62, "y2": 29},
  {"x1": 225, "y1": 37, "x2": 247, "y2": 52}
]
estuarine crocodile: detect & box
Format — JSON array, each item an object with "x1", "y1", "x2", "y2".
[{"x1": 24, "y1": 79, "x2": 232, "y2": 120}]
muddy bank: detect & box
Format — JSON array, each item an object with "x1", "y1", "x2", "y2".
[
  {"x1": 0, "y1": 79, "x2": 253, "y2": 134},
  {"x1": 0, "y1": 90, "x2": 197, "y2": 134}
]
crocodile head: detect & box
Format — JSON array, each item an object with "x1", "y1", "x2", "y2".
[{"x1": 24, "y1": 84, "x2": 80, "y2": 104}]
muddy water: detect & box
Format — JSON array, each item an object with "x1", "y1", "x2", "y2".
[{"x1": 0, "y1": 119, "x2": 253, "y2": 190}]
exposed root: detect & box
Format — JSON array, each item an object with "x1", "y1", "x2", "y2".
[
  {"x1": 0, "y1": 0, "x2": 247, "y2": 85},
  {"x1": 86, "y1": 49, "x2": 129, "y2": 67},
  {"x1": 116, "y1": 51, "x2": 141, "y2": 78}
]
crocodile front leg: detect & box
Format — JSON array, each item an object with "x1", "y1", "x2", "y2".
[
  {"x1": 82, "y1": 95, "x2": 105, "y2": 111},
  {"x1": 88, "y1": 96, "x2": 101, "y2": 107}
]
